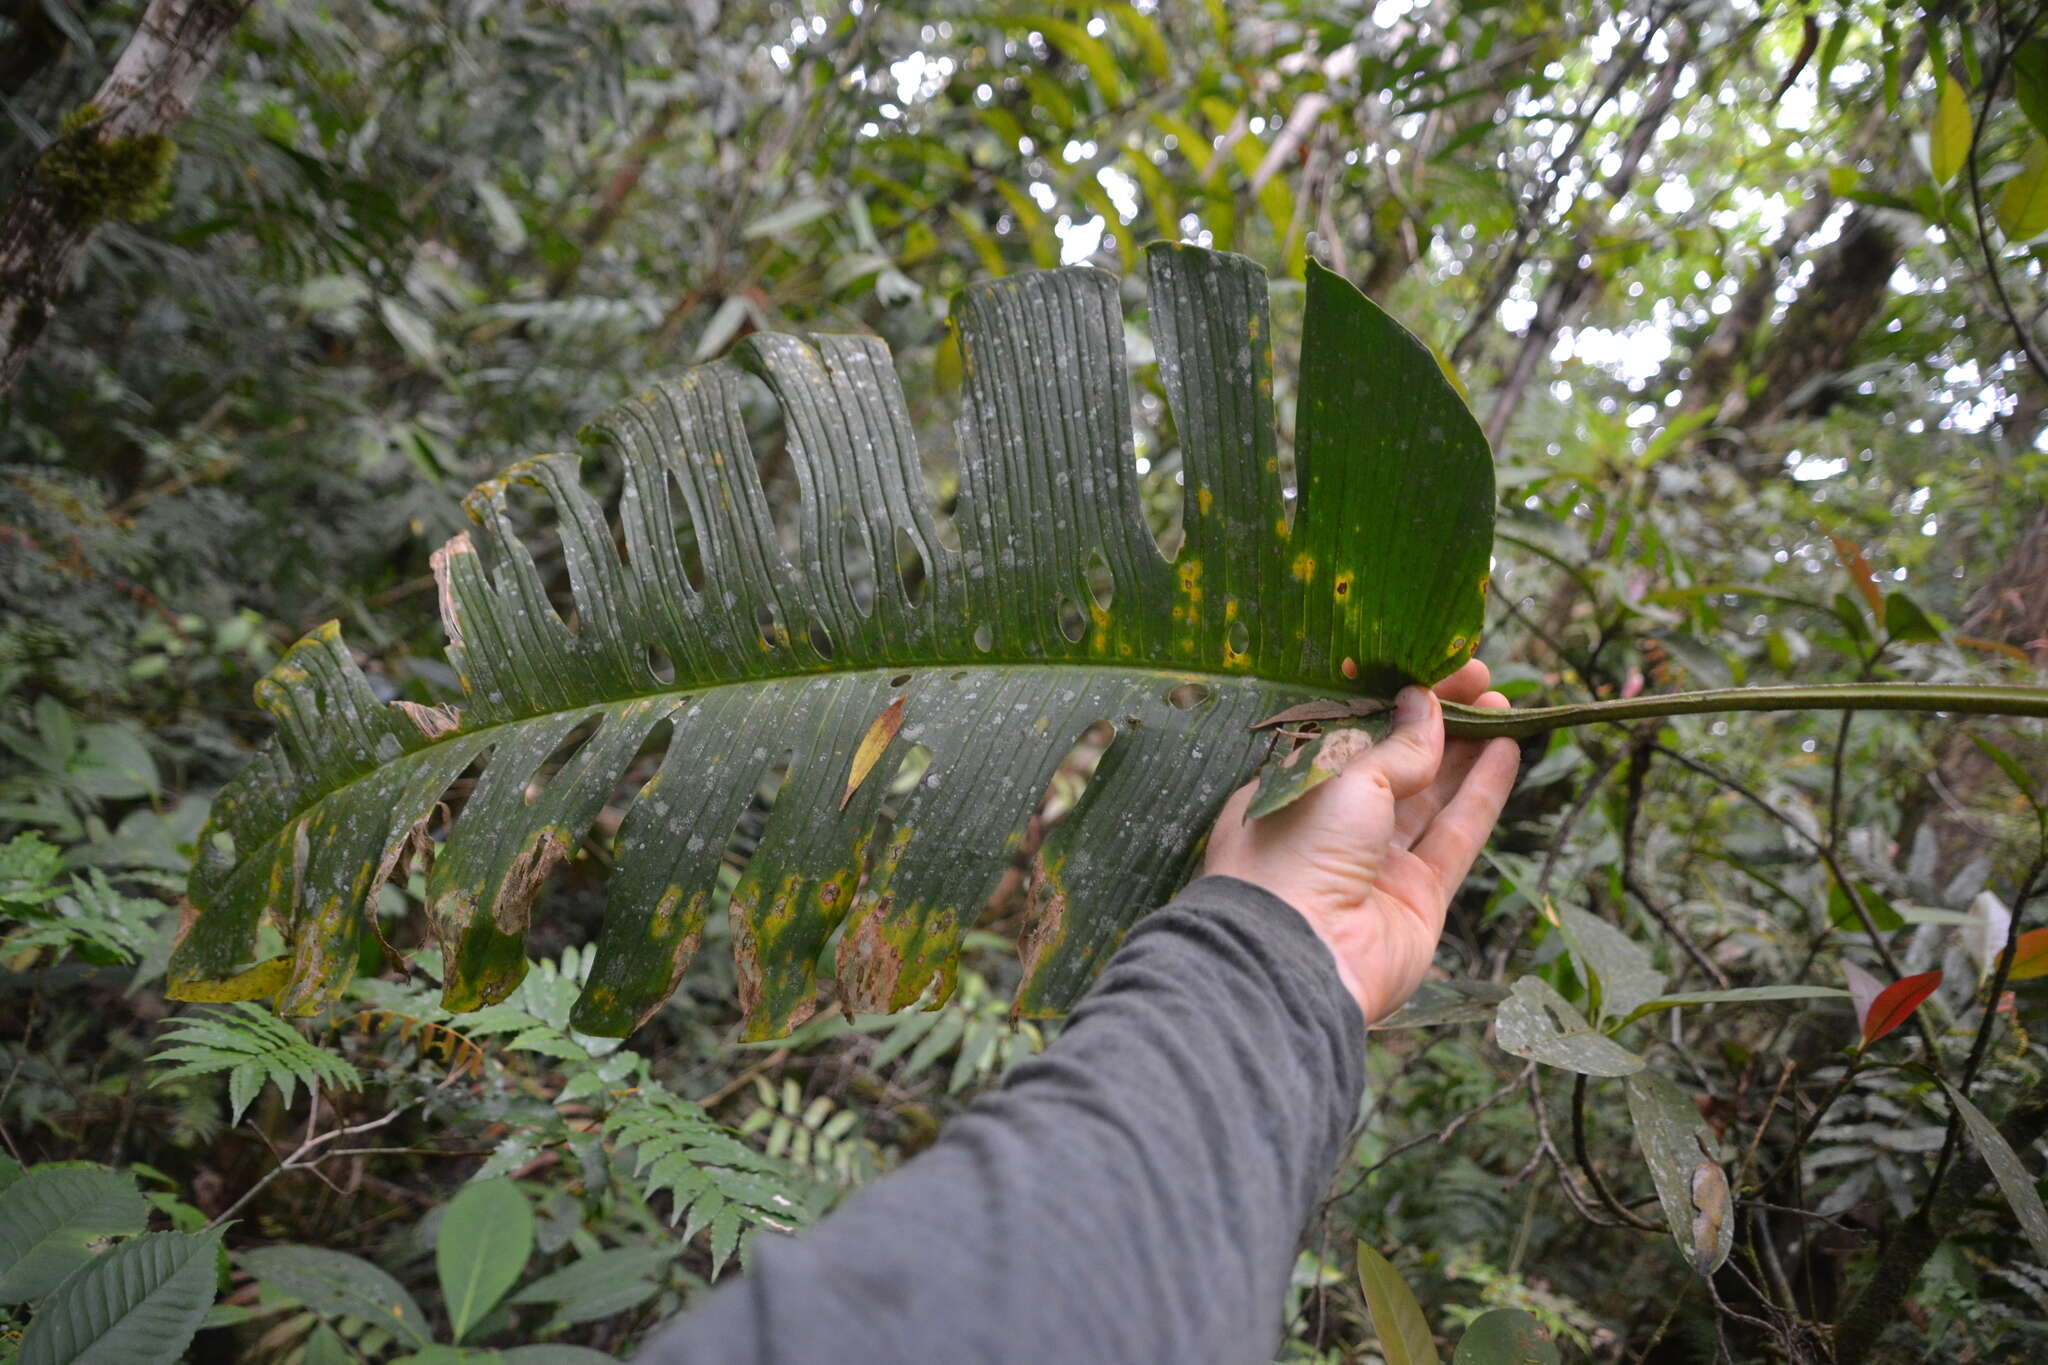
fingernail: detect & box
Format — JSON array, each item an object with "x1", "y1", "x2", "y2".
[{"x1": 1394, "y1": 685, "x2": 1430, "y2": 724}]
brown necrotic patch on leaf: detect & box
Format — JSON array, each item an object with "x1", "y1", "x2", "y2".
[{"x1": 396, "y1": 701, "x2": 463, "y2": 740}]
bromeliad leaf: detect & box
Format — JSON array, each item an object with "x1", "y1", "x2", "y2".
[{"x1": 167, "y1": 243, "x2": 1495, "y2": 1038}]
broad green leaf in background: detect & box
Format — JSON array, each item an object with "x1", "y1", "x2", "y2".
[
  {"x1": 508, "y1": 1247, "x2": 669, "y2": 1326},
  {"x1": 1971, "y1": 735, "x2": 2044, "y2": 810},
  {"x1": 1998, "y1": 142, "x2": 2048, "y2": 240},
  {"x1": 1626, "y1": 1070, "x2": 1733, "y2": 1275},
  {"x1": 1881, "y1": 591, "x2": 1948, "y2": 644},
  {"x1": 1493, "y1": 977, "x2": 1644, "y2": 1077},
  {"x1": 1373, "y1": 979, "x2": 1510, "y2": 1030},
  {"x1": 167, "y1": 244, "x2": 1495, "y2": 1039},
  {"x1": 1938, "y1": 1080, "x2": 2048, "y2": 1262},
  {"x1": 19, "y1": 1229, "x2": 221, "y2": 1365},
  {"x1": 438, "y1": 1178, "x2": 534, "y2": 1342},
  {"x1": 2014, "y1": 40, "x2": 2048, "y2": 137},
  {"x1": 0, "y1": 1167, "x2": 150, "y2": 1303},
  {"x1": 240, "y1": 1246, "x2": 431, "y2": 1347},
  {"x1": 1623, "y1": 984, "x2": 1849, "y2": 1023},
  {"x1": 1452, "y1": 1307, "x2": 1561, "y2": 1364},
  {"x1": 1356, "y1": 1241, "x2": 1443, "y2": 1365},
  {"x1": 1556, "y1": 906, "x2": 1665, "y2": 1021},
  {"x1": 1929, "y1": 74, "x2": 1972, "y2": 186}
]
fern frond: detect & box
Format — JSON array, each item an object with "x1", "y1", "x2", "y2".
[
  {"x1": 152, "y1": 1002, "x2": 361, "y2": 1123},
  {"x1": 605, "y1": 1086, "x2": 814, "y2": 1273}
]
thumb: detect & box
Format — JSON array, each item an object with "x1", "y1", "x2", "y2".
[{"x1": 1344, "y1": 686, "x2": 1442, "y2": 800}]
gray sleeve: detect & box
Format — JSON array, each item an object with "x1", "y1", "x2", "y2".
[{"x1": 636, "y1": 874, "x2": 1368, "y2": 1365}]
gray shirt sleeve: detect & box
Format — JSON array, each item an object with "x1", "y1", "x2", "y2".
[{"x1": 636, "y1": 874, "x2": 1368, "y2": 1365}]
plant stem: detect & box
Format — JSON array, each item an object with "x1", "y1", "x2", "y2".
[{"x1": 1442, "y1": 682, "x2": 2048, "y2": 740}]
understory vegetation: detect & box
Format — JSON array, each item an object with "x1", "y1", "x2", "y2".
[{"x1": 3, "y1": 1, "x2": 2047, "y2": 1361}]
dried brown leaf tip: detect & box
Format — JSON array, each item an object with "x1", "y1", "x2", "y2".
[
  {"x1": 1251, "y1": 697, "x2": 1390, "y2": 731},
  {"x1": 842, "y1": 693, "x2": 907, "y2": 810}
]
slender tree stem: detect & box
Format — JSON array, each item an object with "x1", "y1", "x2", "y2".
[{"x1": 1442, "y1": 682, "x2": 2048, "y2": 740}]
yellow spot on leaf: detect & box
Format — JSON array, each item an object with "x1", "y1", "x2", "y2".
[
  {"x1": 1291, "y1": 553, "x2": 1316, "y2": 583},
  {"x1": 1196, "y1": 487, "x2": 1214, "y2": 516}
]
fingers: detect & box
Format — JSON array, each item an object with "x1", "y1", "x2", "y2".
[
  {"x1": 1411, "y1": 733, "x2": 1520, "y2": 892},
  {"x1": 1342, "y1": 685, "x2": 1443, "y2": 801},
  {"x1": 1431, "y1": 658, "x2": 1493, "y2": 706}
]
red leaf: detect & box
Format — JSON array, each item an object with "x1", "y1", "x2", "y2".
[
  {"x1": 1828, "y1": 533, "x2": 1885, "y2": 617},
  {"x1": 1861, "y1": 970, "x2": 1942, "y2": 1046},
  {"x1": 2002, "y1": 926, "x2": 2048, "y2": 983}
]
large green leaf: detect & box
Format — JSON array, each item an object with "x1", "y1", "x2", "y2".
[
  {"x1": 240, "y1": 1245, "x2": 431, "y2": 1347},
  {"x1": 437, "y1": 1178, "x2": 533, "y2": 1342},
  {"x1": 0, "y1": 1168, "x2": 150, "y2": 1304},
  {"x1": 1625, "y1": 1070, "x2": 1733, "y2": 1275},
  {"x1": 1356, "y1": 1241, "x2": 1443, "y2": 1365},
  {"x1": 168, "y1": 244, "x2": 1494, "y2": 1037},
  {"x1": 1452, "y1": 1308, "x2": 1559, "y2": 1364},
  {"x1": 1493, "y1": 977, "x2": 1645, "y2": 1077},
  {"x1": 19, "y1": 1229, "x2": 220, "y2": 1365}
]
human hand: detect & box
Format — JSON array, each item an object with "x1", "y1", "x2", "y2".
[{"x1": 1202, "y1": 660, "x2": 1520, "y2": 1023}]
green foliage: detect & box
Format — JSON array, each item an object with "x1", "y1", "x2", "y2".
[
  {"x1": 605, "y1": 1086, "x2": 815, "y2": 1275},
  {"x1": 151, "y1": 1002, "x2": 361, "y2": 1123},
  {"x1": 17, "y1": 1229, "x2": 220, "y2": 1365},
  {"x1": 7, "y1": 0, "x2": 2048, "y2": 1357},
  {"x1": 0, "y1": 1167, "x2": 151, "y2": 1303},
  {"x1": 435, "y1": 1180, "x2": 532, "y2": 1343},
  {"x1": 1, "y1": 832, "x2": 161, "y2": 968},
  {"x1": 0, "y1": 1164, "x2": 218, "y2": 1365}
]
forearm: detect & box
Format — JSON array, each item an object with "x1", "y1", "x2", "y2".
[{"x1": 639, "y1": 876, "x2": 1366, "y2": 1365}]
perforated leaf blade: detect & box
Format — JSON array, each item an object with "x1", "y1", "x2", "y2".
[
  {"x1": 1626, "y1": 1070, "x2": 1733, "y2": 1275},
  {"x1": 168, "y1": 244, "x2": 1495, "y2": 1038},
  {"x1": 1494, "y1": 977, "x2": 1645, "y2": 1077}
]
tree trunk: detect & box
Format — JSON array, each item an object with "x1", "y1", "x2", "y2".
[{"x1": 0, "y1": 0, "x2": 245, "y2": 396}]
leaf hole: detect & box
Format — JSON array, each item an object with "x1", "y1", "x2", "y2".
[
  {"x1": 1039, "y1": 720, "x2": 1115, "y2": 833},
  {"x1": 727, "y1": 748, "x2": 795, "y2": 875},
  {"x1": 526, "y1": 719, "x2": 602, "y2": 807},
  {"x1": 495, "y1": 475, "x2": 582, "y2": 635},
  {"x1": 1084, "y1": 546, "x2": 1114, "y2": 611},
  {"x1": 1137, "y1": 398, "x2": 1185, "y2": 560},
  {"x1": 877, "y1": 743, "x2": 934, "y2": 823},
  {"x1": 756, "y1": 603, "x2": 789, "y2": 653},
  {"x1": 972, "y1": 624, "x2": 993, "y2": 653},
  {"x1": 647, "y1": 645, "x2": 676, "y2": 687},
  {"x1": 1055, "y1": 595, "x2": 1087, "y2": 644},
  {"x1": 807, "y1": 617, "x2": 837, "y2": 660},
  {"x1": 1166, "y1": 682, "x2": 1212, "y2": 710},
  {"x1": 1226, "y1": 619, "x2": 1250, "y2": 657},
  {"x1": 895, "y1": 526, "x2": 928, "y2": 609},
  {"x1": 889, "y1": 672, "x2": 913, "y2": 687}
]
